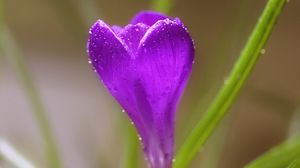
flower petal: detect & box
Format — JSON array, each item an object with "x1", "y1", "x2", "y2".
[
  {"x1": 135, "y1": 19, "x2": 194, "y2": 168},
  {"x1": 111, "y1": 25, "x2": 123, "y2": 34},
  {"x1": 118, "y1": 23, "x2": 149, "y2": 55},
  {"x1": 131, "y1": 11, "x2": 168, "y2": 26},
  {"x1": 87, "y1": 20, "x2": 137, "y2": 120},
  {"x1": 87, "y1": 20, "x2": 152, "y2": 154},
  {"x1": 87, "y1": 15, "x2": 195, "y2": 168}
]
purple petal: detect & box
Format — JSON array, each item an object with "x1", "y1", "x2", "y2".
[
  {"x1": 87, "y1": 20, "x2": 131, "y2": 95},
  {"x1": 131, "y1": 11, "x2": 168, "y2": 26},
  {"x1": 111, "y1": 25, "x2": 123, "y2": 34},
  {"x1": 135, "y1": 18, "x2": 194, "y2": 168},
  {"x1": 87, "y1": 20, "x2": 153, "y2": 152},
  {"x1": 87, "y1": 14, "x2": 194, "y2": 168},
  {"x1": 87, "y1": 20, "x2": 138, "y2": 125},
  {"x1": 118, "y1": 23, "x2": 149, "y2": 55}
]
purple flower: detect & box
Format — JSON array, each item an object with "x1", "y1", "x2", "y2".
[{"x1": 87, "y1": 11, "x2": 194, "y2": 168}]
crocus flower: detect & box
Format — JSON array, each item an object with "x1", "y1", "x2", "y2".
[{"x1": 87, "y1": 11, "x2": 194, "y2": 168}]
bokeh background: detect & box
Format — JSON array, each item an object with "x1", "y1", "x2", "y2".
[{"x1": 0, "y1": 0, "x2": 299, "y2": 167}]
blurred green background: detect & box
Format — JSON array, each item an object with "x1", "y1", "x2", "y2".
[{"x1": 0, "y1": 0, "x2": 299, "y2": 167}]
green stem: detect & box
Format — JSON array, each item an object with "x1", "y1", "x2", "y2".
[
  {"x1": 0, "y1": 27, "x2": 62, "y2": 168},
  {"x1": 123, "y1": 122, "x2": 139, "y2": 168},
  {"x1": 174, "y1": 0, "x2": 287, "y2": 167},
  {"x1": 152, "y1": 0, "x2": 173, "y2": 13},
  {"x1": 245, "y1": 138, "x2": 300, "y2": 168}
]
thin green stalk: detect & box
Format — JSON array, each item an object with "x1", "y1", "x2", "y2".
[
  {"x1": 122, "y1": 122, "x2": 139, "y2": 168},
  {"x1": 0, "y1": 1, "x2": 60, "y2": 167},
  {"x1": 152, "y1": 0, "x2": 173, "y2": 13},
  {"x1": 174, "y1": 0, "x2": 287, "y2": 167},
  {"x1": 287, "y1": 159, "x2": 300, "y2": 168},
  {"x1": 245, "y1": 138, "x2": 300, "y2": 168},
  {"x1": 0, "y1": 27, "x2": 62, "y2": 168}
]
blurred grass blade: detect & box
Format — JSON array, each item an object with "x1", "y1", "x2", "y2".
[
  {"x1": 288, "y1": 107, "x2": 300, "y2": 139},
  {"x1": 47, "y1": 0, "x2": 88, "y2": 43},
  {"x1": 152, "y1": 0, "x2": 173, "y2": 13},
  {"x1": 0, "y1": 139, "x2": 36, "y2": 168},
  {"x1": 287, "y1": 159, "x2": 300, "y2": 168},
  {"x1": 174, "y1": 0, "x2": 287, "y2": 167},
  {"x1": 122, "y1": 122, "x2": 139, "y2": 168},
  {"x1": 0, "y1": 26, "x2": 62, "y2": 168},
  {"x1": 0, "y1": 0, "x2": 3, "y2": 53},
  {"x1": 245, "y1": 138, "x2": 300, "y2": 168},
  {"x1": 1, "y1": 2, "x2": 60, "y2": 166},
  {"x1": 47, "y1": 0, "x2": 99, "y2": 44}
]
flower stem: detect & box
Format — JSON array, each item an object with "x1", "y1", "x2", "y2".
[
  {"x1": 152, "y1": 0, "x2": 173, "y2": 14},
  {"x1": 245, "y1": 138, "x2": 300, "y2": 168},
  {"x1": 123, "y1": 123, "x2": 139, "y2": 168},
  {"x1": 174, "y1": 0, "x2": 288, "y2": 167},
  {"x1": 0, "y1": 27, "x2": 62, "y2": 168}
]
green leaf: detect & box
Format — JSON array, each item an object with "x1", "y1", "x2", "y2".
[
  {"x1": 174, "y1": 0, "x2": 288, "y2": 167},
  {"x1": 245, "y1": 138, "x2": 300, "y2": 168}
]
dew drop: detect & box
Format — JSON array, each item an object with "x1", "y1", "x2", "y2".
[
  {"x1": 260, "y1": 49, "x2": 266, "y2": 54},
  {"x1": 121, "y1": 109, "x2": 125, "y2": 113},
  {"x1": 172, "y1": 158, "x2": 176, "y2": 163},
  {"x1": 88, "y1": 60, "x2": 92, "y2": 64}
]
